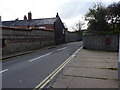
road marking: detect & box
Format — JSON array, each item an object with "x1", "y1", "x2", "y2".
[
  {"x1": 67, "y1": 42, "x2": 77, "y2": 45},
  {"x1": 67, "y1": 43, "x2": 73, "y2": 45},
  {"x1": 34, "y1": 46, "x2": 83, "y2": 89},
  {"x1": 0, "y1": 69, "x2": 8, "y2": 74},
  {"x1": 57, "y1": 47, "x2": 67, "y2": 52},
  {"x1": 29, "y1": 52, "x2": 52, "y2": 62}
]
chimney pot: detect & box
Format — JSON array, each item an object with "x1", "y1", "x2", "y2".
[
  {"x1": 24, "y1": 15, "x2": 27, "y2": 20},
  {"x1": 15, "y1": 18, "x2": 19, "y2": 20},
  {"x1": 56, "y1": 12, "x2": 59, "y2": 17},
  {"x1": 28, "y1": 11, "x2": 32, "y2": 20}
]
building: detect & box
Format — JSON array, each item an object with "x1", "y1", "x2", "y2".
[
  {"x1": 0, "y1": 16, "x2": 1, "y2": 26},
  {"x1": 2, "y1": 12, "x2": 65, "y2": 44}
]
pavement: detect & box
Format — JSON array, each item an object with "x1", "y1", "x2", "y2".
[{"x1": 50, "y1": 48, "x2": 119, "y2": 88}]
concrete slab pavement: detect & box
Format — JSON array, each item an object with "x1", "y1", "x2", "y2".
[{"x1": 51, "y1": 48, "x2": 118, "y2": 88}]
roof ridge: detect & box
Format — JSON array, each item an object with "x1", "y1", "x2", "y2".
[
  {"x1": 2, "y1": 17, "x2": 56, "y2": 22},
  {"x1": 34, "y1": 17, "x2": 56, "y2": 20},
  {"x1": 2, "y1": 17, "x2": 57, "y2": 26}
]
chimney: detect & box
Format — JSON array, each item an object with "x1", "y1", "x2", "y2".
[
  {"x1": 24, "y1": 15, "x2": 27, "y2": 20},
  {"x1": 28, "y1": 11, "x2": 32, "y2": 20},
  {"x1": 15, "y1": 18, "x2": 19, "y2": 20},
  {"x1": 56, "y1": 12, "x2": 59, "y2": 17}
]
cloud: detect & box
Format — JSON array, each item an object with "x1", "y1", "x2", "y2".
[
  {"x1": 68, "y1": 0, "x2": 119, "y2": 2},
  {"x1": 57, "y1": 2, "x2": 93, "y2": 31},
  {"x1": 58, "y1": 0, "x2": 119, "y2": 31},
  {"x1": 0, "y1": 0, "x2": 67, "y2": 20},
  {"x1": 62, "y1": 14, "x2": 89, "y2": 31},
  {"x1": 58, "y1": 2, "x2": 94, "y2": 19},
  {"x1": 1, "y1": 0, "x2": 119, "y2": 31}
]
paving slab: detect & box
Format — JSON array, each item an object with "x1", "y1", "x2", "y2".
[
  {"x1": 51, "y1": 76, "x2": 74, "y2": 88},
  {"x1": 63, "y1": 67, "x2": 118, "y2": 80},
  {"x1": 68, "y1": 62, "x2": 118, "y2": 69},
  {"x1": 69, "y1": 77, "x2": 118, "y2": 88},
  {"x1": 51, "y1": 48, "x2": 118, "y2": 88},
  {"x1": 77, "y1": 49, "x2": 118, "y2": 59},
  {"x1": 73, "y1": 57, "x2": 118, "y2": 63}
]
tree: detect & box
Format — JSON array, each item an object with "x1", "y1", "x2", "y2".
[
  {"x1": 71, "y1": 21, "x2": 85, "y2": 39},
  {"x1": 107, "y1": 2, "x2": 120, "y2": 30},
  {"x1": 72, "y1": 21, "x2": 85, "y2": 31},
  {"x1": 85, "y1": 3, "x2": 109, "y2": 31}
]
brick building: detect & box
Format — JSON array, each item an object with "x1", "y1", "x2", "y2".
[{"x1": 2, "y1": 12, "x2": 65, "y2": 44}]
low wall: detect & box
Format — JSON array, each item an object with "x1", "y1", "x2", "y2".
[
  {"x1": 118, "y1": 35, "x2": 120, "y2": 81},
  {"x1": 2, "y1": 27, "x2": 83, "y2": 56},
  {"x1": 2, "y1": 27, "x2": 55, "y2": 56},
  {"x1": 65, "y1": 32, "x2": 81, "y2": 43},
  {"x1": 83, "y1": 34, "x2": 119, "y2": 51}
]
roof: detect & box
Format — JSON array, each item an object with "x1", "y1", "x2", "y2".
[
  {"x1": 2, "y1": 17, "x2": 57, "y2": 26},
  {"x1": 1, "y1": 26, "x2": 54, "y2": 32}
]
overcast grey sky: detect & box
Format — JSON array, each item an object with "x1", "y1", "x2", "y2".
[{"x1": 0, "y1": 0, "x2": 119, "y2": 31}]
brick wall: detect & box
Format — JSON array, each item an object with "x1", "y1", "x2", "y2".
[
  {"x1": 2, "y1": 27, "x2": 55, "y2": 56},
  {"x1": 83, "y1": 33, "x2": 119, "y2": 51}
]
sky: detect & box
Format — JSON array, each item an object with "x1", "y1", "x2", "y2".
[{"x1": 0, "y1": 0, "x2": 119, "y2": 31}]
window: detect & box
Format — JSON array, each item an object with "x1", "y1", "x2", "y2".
[
  {"x1": 29, "y1": 27, "x2": 33, "y2": 29},
  {"x1": 63, "y1": 29, "x2": 65, "y2": 34},
  {"x1": 39, "y1": 26, "x2": 46, "y2": 29}
]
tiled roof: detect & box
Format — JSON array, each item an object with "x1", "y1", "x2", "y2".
[{"x1": 2, "y1": 18, "x2": 57, "y2": 26}]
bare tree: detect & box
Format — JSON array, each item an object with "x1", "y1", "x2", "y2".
[{"x1": 72, "y1": 21, "x2": 85, "y2": 31}]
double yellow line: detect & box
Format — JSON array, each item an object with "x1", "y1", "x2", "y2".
[{"x1": 34, "y1": 46, "x2": 83, "y2": 90}]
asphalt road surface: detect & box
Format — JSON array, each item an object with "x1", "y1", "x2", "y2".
[{"x1": 2, "y1": 41, "x2": 83, "y2": 88}]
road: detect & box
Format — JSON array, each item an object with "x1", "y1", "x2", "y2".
[{"x1": 2, "y1": 41, "x2": 83, "y2": 88}]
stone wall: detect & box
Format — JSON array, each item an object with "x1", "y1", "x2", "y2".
[
  {"x1": 2, "y1": 27, "x2": 55, "y2": 56},
  {"x1": 2, "y1": 27, "x2": 81, "y2": 56},
  {"x1": 83, "y1": 33, "x2": 119, "y2": 51},
  {"x1": 65, "y1": 32, "x2": 80, "y2": 43},
  {"x1": 118, "y1": 35, "x2": 120, "y2": 80}
]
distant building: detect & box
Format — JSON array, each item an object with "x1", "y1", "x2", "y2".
[{"x1": 2, "y1": 12, "x2": 65, "y2": 44}]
